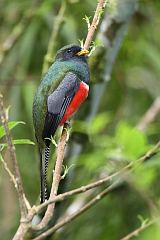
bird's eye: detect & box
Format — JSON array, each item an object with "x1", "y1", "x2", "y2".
[{"x1": 67, "y1": 49, "x2": 72, "y2": 53}]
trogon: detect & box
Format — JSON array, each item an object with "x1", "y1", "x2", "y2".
[{"x1": 33, "y1": 44, "x2": 90, "y2": 203}]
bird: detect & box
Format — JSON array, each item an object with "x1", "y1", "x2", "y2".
[{"x1": 33, "y1": 44, "x2": 90, "y2": 203}]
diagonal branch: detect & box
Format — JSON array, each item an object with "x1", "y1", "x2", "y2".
[
  {"x1": 34, "y1": 141, "x2": 160, "y2": 238},
  {"x1": 0, "y1": 94, "x2": 28, "y2": 220},
  {"x1": 42, "y1": 1, "x2": 66, "y2": 75},
  {"x1": 36, "y1": 162, "x2": 132, "y2": 212},
  {"x1": 32, "y1": 182, "x2": 117, "y2": 240},
  {"x1": 137, "y1": 97, "x2": 160, "y2": 131},
  {"x1": 0, "y1": 18, "x2": 27, "y2": 65},
  {"x1": 34, "y1": 139, "x2": 160, "y2": 213},
  {"x1": 12, "y1": 137, "x2": 160, "y2": 238},
  {"x1": 0, "y1": 154, "x2": 17, "y2": 187},
  {"x1": 121, "y1": 217, "x2": 160, "y2": 240},
  {"x1": 83, "y1": 0, "x2": 107, "y2": 50}
]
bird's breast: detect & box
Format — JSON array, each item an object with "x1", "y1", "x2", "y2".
[{"x1": 60, "y1": 81, "x2": 89, "y2": 125}]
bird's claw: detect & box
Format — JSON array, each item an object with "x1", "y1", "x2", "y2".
[
  {"x1": 63, "y1": 121, "x2": 71, "y2": 142},
  {"x1": 65, "y1": 120, "x2": 71, "y2": 128}
]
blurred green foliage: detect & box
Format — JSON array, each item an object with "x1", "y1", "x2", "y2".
[{"x1": 0, "y1": 0, "x2": 160, "y2": 240}]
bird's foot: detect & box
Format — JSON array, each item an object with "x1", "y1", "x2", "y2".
[
  {"x1": 65, "y1": 120, "x2": 71, "y2": 128},
  {"x1": 63, "y1": 121, "x2": 71, "y2": 142}
]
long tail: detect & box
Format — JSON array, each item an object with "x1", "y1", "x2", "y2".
[{"x1": 40, "y1": 146, "x2": 50, "y2": 203}]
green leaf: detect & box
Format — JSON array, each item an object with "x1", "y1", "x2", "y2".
[
  {"x1": 90, "y1": 112, "x2": 111, "y2": 135},
  {"x1": 134, "y1": 166, "x2": 156, "y2": 190},
  {"x1": 79, "y1": 150, "x2": 106, "y2": 172},
  {"x1": 0, "y1": 121, "x2": 25, "y2": 139},
  {"x1": 138, "y1": 215, "x2": 150, "y2": 226},
  {"x1": 72, "y1": 120, "x2": 89, "y2": 134},
  {"x1": 115, "y1": 122, "x2": 147, "y2": 160},
  {"x1": 2, "y1": 139, "x2": 35, "y2": 147},
  {"x1": 12, "y1": 139, "x2": 35, "y2": 145},
  {"x1": 82, "y1": 15, "x2": 91, "y2": 28},
  {"x1": 78, "y1": 39, "x2": 84, "y2": 48}
]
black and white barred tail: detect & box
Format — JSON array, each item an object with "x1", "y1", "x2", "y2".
[{"x1": 40, "y1": 146, "x2": 50, "y2": 203}]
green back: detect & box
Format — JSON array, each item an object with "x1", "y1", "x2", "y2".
[{"x1": 33, "y1": 58, "x2": 89, "y2": 148}]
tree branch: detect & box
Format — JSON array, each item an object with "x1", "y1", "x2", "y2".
[
  {"x1": 0, "y1": 154, "x2": 17, "y2": 187},
  {"x1": 32, "y1": 182, "x2": 117, "y2": 240},
  {"x1": 83, "y1": 0, "x2": 107, "y2": 50},
  {"x1": 42, "y1": 1, "x2": 66, "y2": 75},
  {"x1": 138, "y1": 140, "x2": 160, "y2": 162},
  {"x1": 0, "y1": 18, "x2": 26, "y2": 65},
  {"x1": 121, "y1": 217, "x2": 160, "y2": 240},
  {"x1": 137, "y1": 97, "x2": 160, "y2": 131},
  {"x1": 33, "y1": 139, "x2": 160, "y2": 213},
  {"x1": 12, "y1": 138, "x2": 160, "y2": 238},
  {"x1": 0, "y1": 94, "x2": 28, "y2": 220},
  {"x1": 31, "y1": 140, "x2": 160, "y2": 240},
  {"x1": 36, "y1": 162, "x2": 132, "y2": 212}
]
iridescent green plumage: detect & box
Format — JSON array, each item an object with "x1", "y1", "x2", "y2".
[{"x1": 33, "y1": 44, "x2": 89, "y2": 203}]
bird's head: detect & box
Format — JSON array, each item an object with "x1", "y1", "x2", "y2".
[{"x1": 55, "y1": 44, "x2": 89, "y2": 62}]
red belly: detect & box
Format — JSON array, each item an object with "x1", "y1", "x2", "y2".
[{"x1": 60, "y1": 81, "x2": 89, "y2": 125}]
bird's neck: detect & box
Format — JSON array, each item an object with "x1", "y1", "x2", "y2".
[{"x1": 57, "y1": 59, "x2": 89, "y2": 84}]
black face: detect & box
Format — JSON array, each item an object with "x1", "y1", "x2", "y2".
[{"x1": 55, "y1": 45, "x2": 87, "y2": 61}]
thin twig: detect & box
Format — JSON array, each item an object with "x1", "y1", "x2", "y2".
[
  {"x1": 121, "y1": 217, "x2": 160, "y2": 240},
  {"x1": 138, "y1": 140, "x2": 160, "y2": 162},
  {"x1": 32, "y1": 182, "x2": 117, "y2": 240},
  {"x1": 32, "y1": 138, "x2": 160, "y2": 232},
  {"x1": 35, "y1": 139, "x2": 160, "y2": 212},
  {"x1": 137, "y1": 97, "x2": 160, "y2": 131},
  {"x1": 0, "y1": 154, "x2": 17, "y2": 187},
  {"x1": 0, "y1": 94, "x2": 28, "y2": 220},
  {"x1": 42, "y1": 1, "x2": 66, "y2": 75},
  {"x1": 36, "y1": 162, "x2": 132, "y2": 212},
  {"x1": 32, "y1": 140, "x2": 160, "y2": 237},
  {"x1": 13, "y1": 139, "x2": 160, "y2": 238},
  {"x1": 127, "y1": 178, "x2": 158, "y2": 216},
  {"x1": 0, "y1": 16, "x2": 30, "y2": 65},
  {"x1": 83, "y1": 0, "x2": 106, "y2": 50}
]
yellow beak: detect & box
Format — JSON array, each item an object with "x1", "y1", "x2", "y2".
[{"x1": 76, "y1": 49, "x2": 89, "y2": 56}]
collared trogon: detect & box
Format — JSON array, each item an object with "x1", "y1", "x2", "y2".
[{"x1": 33, "y1": 44, "x2": 90, "y2": 203}]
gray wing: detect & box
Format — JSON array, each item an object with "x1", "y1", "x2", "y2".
[{"x1": 42, "y1": 72, "x2": 80, "y2": 146}]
